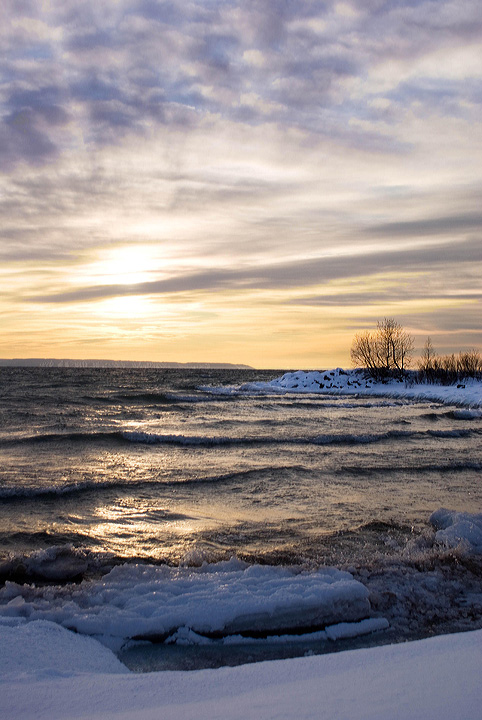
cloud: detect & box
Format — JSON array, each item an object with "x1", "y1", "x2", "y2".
[
  {"x1": 367, "y1": 213, "x2": 482, "y2": 238},
  {"x1": 0, "y1": 108, "x2": 61, "y2": 169},
  {"x1": 1, "y1": 1, "x2": 482, "y2": 363},
  {"x1": 30, "y1": 235, "x2": 482, "y2": 303},
  {"x1": 5, "y1": 0, "x2": 480, "y2": 170},
  {"x1": 287, "y1": 292, "x2": 482, "y2": 307}
]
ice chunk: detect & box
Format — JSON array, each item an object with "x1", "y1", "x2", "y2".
[
  {"x1": 221, "y1": 618, "x2": 389, "y2": 646},
  {"x1": 430, "y1": 509, "x2": 482, "y2": 552}
]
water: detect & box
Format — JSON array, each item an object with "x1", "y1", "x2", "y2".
[{"x1": 1, "y1": 367, "x2": 481, "y2": 670}]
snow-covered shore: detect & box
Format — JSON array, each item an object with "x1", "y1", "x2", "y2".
[
  {"x1": 237, "y1": 368, "x2": 482, "y2": 409},
  {"x1": 1, "y1": 507, "x2": 481, "y2": 720},
  {"x1": 1, "y1": 620, "x2": 481, "y2": 720}
]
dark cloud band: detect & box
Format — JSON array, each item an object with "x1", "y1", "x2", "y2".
[{"x1": 31, "y1": 236, "x2": 481, "y2": 303}]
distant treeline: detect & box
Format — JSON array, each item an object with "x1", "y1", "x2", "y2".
[{"x1": 0, "y1": 358, "x2": 253, "y2": 370}]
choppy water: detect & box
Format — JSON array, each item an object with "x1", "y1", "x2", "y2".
[{"x1": 1, "y1": 367, "x2": 481, "y2": 670}]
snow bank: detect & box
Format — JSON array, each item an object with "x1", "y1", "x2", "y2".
[
  {"x1": 430, "y1": 509, "x2": 482, "y2": 552},
  {"x1": 0, "y1": 618, "x2": 125, "y2": 678},
  {"x1": 0, "y1": 560, "x2": 371, "y2": 650},
  {"x1": 238, "y1": 368, "x2": 482, "y2": 407},
  {"x1": 0, "y1": 624, "x2": 480, "y2": 720}
]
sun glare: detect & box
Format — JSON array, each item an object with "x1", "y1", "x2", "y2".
[
  {"x1": 96, "y1": 294, "x2": 151, "y2": 319},
  {"x1": 83, "y1": 245, "x2": 158, "y2": 287}
]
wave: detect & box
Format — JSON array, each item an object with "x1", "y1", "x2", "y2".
[
  {"x1": 0, "y1": 529, "x2": 99, "y2": 548},
  {"x1": 338, "y1": 460, "x2": 482, "y2": 477},
  {"x1": 0, "y1": 544, "x2": 117, "y2": 583},
  {"x1": 1, "y1": 426, "x2": 479, "y2": 451},
  {"x1": 84, "y1": 392, "x2": 182, "y2": 407},
  {"x1": 0, "y1": 465, "x2": 309, "y2": 501},
  {"x1": 421, "y1": 409, "x2": 482, "y2": 422},
  {"x1": 259, "y1": 399, "x2": 406, "y2": 411},
  {"x1": 426, "y1": 429, "x2": 474, "y2": 438},
  {"x1": 0, "y1": 477, "x2": 140, "y2": 500},
  {"x1": 121, "y1": 428, "x2": 478, "y2": 446},
  {"x1": 0, "y1": 430, "x2": 122, "y2": 446},
  {"x1": 85, "y1": 391, "x2": 237, "y2": 406}
]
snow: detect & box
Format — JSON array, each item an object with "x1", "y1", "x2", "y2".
[
  {"x1": 0, "y1": 560, "x2": 372, "y2": 651},
  {"x1": 0, "y1": 621, "x2": 480, "y2": 720},
  {"x1": 0, "y1": 618, "x2": 125, "y2": 678},
  {"x1": 235, "y1": 368, "x2": 482, "y2": 408}
]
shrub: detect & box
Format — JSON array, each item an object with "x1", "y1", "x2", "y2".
[{"x1": 417, "y1": 341, "x2": 481, "y2": 384}]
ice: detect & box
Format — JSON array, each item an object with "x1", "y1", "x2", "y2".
[
  {"x1": 430, "y1": 509, "x2": 482, "y2": 552},
  {"x1": 221, "y1": 618, "x2": 389, "y2": 645},
  {"x1": 0, "y1": 560, "x2": 371, "y2": 649},
  {"x1": 324, "y1": 617, "x2": 389, "y2": 641}
]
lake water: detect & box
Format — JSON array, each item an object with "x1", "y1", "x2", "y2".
[{"x1": 1, "y1": 367, "x2": 481, "y2": 670}]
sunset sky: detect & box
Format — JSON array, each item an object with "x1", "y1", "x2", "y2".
[{"x1": 1, "y1": 0, "x2": 481, "y2": 368}]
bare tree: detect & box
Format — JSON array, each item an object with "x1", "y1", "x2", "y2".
[
  {"x1": 418, "y1": 337, "x2": 436, "y2": 382},
  {"x1": 351, "y1": 318, "x2": 414, "y2": 379},
  {"x1": 350, "y1": 331, "x2": 379, "y2": 376},
  {"x1": 375, "y1": 318, "x2": 414, "y2": 374}
]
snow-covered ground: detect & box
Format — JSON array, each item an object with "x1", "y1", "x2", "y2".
[
  {"x1": 0, "y1": 619, "x2": 480, "y2": 720},
  {"x1": 236, "y1": 368, "x2": 482, "y2": 408}
]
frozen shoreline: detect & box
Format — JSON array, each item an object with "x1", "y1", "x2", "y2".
[
  {"x1": 1, "y1": 507, "x2": 481, "y2": 718},
  {"x1": 235, "y1": 368, "x2": 482, "y2": 409},
  {"x1": 1, "y1": 621, "x2": 481, "y2": 720}
]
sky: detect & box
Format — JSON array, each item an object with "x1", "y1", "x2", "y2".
[{"x1": 1, "y1": 0, "x2": 481, "y2": 368}]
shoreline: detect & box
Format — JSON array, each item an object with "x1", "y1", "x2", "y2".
[{"x1": 237, "y1": 368, "x2": 482, "y2": 409}]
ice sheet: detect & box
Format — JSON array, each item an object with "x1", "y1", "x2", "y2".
[
  {"x1": 0, "y1": 560, "x2": 371, "y2": 649},
  {"x1": 0, "y1": 618, "x2": 125, "y2": 678}
]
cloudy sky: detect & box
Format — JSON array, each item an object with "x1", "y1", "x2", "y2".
[{"x1": 1, "y1": 0, "x2": 481, "y2": 368}]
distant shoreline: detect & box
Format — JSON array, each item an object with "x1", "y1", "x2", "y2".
[{"x1": 0, "y1": 358, "x2": 254, "y2": 370}]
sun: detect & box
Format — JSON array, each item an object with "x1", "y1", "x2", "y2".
[{"x1": 93, "y1": 245, "x2": 155, "y2": 286}]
